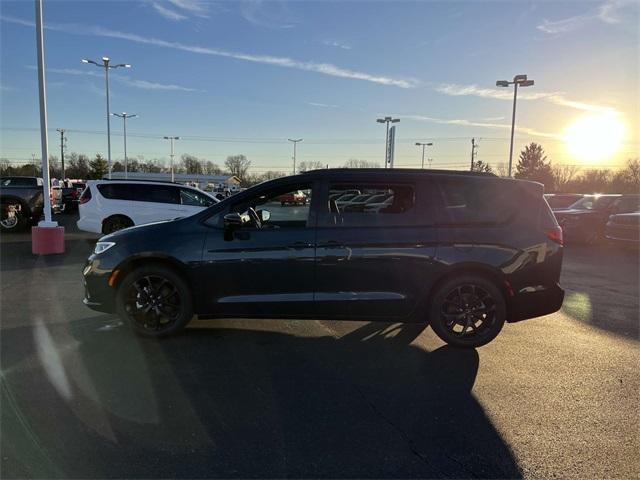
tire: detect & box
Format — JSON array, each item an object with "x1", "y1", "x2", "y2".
[
  {"x1": 429, "y1": 275, "x2": 506, "y2": 348},
  {"x1": 102, "y1": 215, "x2": 134, "y2": 234},
  {"x1": 116, "y1": 265, "x2": 194, "y2": 338},
  {"x1": 0, "y1": 202, "x2": 27, "y2": 232}
]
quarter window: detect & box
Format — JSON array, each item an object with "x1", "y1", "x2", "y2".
[{"x1": 436, "y1": 178, "x2": 516, "y2": 225}]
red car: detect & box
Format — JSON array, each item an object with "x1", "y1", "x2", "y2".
[{"x1": 278, "y1": 190, "x2": 307, "y2": 206}]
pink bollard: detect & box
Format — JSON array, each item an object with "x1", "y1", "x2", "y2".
[{"x1": 31, "y1": 225, "x2": 65, "y2": 255}]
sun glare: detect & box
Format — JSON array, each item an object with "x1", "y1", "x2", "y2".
[{"x1": 563, "y1": 114, "x2": 625, "y2": 163}]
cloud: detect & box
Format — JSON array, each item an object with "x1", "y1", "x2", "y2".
[
  {"x1": 537, "y1": 0, "x2": 631, "y2": 34},
  {"x1": 240, "y1": 0, "x2": 296, "y2": 29},
  {"x1": 399, "y1": 114, "x2": 560, "y2": 139},
  {"x1": 3, "y1": 15, "x2": 415, "y2": 89},
  {"x1": 166, "y1": 0, "x2": 209, "y2": 18},
  {"x1": 435, "y1": 83, "x2": 618, "y2": 114},
  {"x1": 323, "y1": 40, "x2": 352, "y2": 51},
  {"x1": 29, "y1": 66, "x2": 201, "y2": 92},
  {"x1": 151, "y1": 2, "x2": 188, "y2": 21},
  {"x1": 307, "y1": 102, "x2": 339, "y2": 108}
]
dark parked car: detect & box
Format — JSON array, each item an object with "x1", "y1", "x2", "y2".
[
  {"x1": 554, "y1": 194, "x2": 640, "y2": 243},
  {"x1": 60, "y1": 187, "x2": 81, "y2": 213},
  {"x1": 82, "y1": 169, "x2": 564, "y2": 348},
  {"x1": 544, "y1": 193, "x2": 585, "y2": 211},
  {"x1": 0, "y1": 176, "x2": 44, "y2": 231},
  {"x1": 606, "y1": 212, "x2": 640, "y2": 246}
]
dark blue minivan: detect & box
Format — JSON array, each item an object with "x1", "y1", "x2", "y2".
[{"x1": 82, "y1": 169, "x2": 564, "y2": 348}]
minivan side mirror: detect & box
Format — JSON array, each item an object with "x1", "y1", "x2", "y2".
[{"x1": 256, "y1": 209, "x2": 271, "y2": 223}]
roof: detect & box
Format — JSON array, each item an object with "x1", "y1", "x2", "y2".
[
  {"x1": 108, "y1": 171, "x2": 240, "y2": 183},
  {"x1": 299, "y1": 168, "x2": 497, "y2": 178}
]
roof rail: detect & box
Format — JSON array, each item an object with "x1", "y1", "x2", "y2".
[{"x1": 300, "y1": 168, "x2": 497, "y2": 177}]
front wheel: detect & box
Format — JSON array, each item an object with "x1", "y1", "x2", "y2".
[
  {"x1": 116, "y1": 265, "x2": 194, "y2": 337},
  {"x1": 429, "y1": 275, "x2": 506, "y2": 348}
]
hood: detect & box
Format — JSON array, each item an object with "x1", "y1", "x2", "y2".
[{"x1": 99, "y1": 218, "x2": 179, "y2": 242}]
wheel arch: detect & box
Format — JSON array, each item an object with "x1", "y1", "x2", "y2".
[
  {"x1": 101, "y1": 214, "x2": 134, "y2": 233},
  {"x1": 423, "y1": 263, "x2": 510, "y2": 316},
  {"x1": 112, "y1": 254, "x2": 192, "y2": 292}
]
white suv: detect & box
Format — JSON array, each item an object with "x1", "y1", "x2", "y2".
[{"x1": 77, "y1": 180, "x2": 219, "y2": 234}]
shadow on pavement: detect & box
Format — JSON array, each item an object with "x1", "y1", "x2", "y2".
[{"x1": 1, "y1": 318, "x2": 521, "y2": 478}]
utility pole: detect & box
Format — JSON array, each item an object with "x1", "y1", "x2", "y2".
[
  {"x1": 287, "y1": 138, "x2": 302, "y2": 175},
  {"x1": 470, "y1": 138, "x2": 478, "y2": 171},
  {"x1": 32, "y1": 153, "x2": 37, "y2": 176},
  {"x1": 163, "y1": 136, "x2": 179, "y2": 182},
  {"x1": 56, "y1": 128, "x2": 65, "y2": 180}
]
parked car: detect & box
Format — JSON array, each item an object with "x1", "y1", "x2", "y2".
[
  {"x1": 343, "y1": 192, "x2": 393, "y2": 212},
  {"x1": 60, "y1": 187, "x2": 81, "y2": 213},
  {"x1": 277, "y1": 190, "x2": 307, "y2": 206},
  {"x1": 606, "y1": 212, "x2": 640, "y2": 246},
  {"x1": 0, "y1": 176, "x2": 44, "y2": 231},
  {"x1": 82, "y1": 168, "x2": 564, "y2": 348},
  {"x1": 554, "y1": 194, "x2": 639, "y2": 243},
  {"x1": 77, "y1": 180, "x2": 219, "y2": 234},
  {"x1": 544, "y1": 193, "x2": 585, "y2": 211}
]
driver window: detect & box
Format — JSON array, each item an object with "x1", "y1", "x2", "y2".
[{"x1": 231, "y1": 183, "x2": 313, "y2": 228}]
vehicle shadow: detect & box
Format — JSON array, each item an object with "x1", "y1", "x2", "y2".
[{"x1": 1, "y1": 318, "x2": 522, "y2": 479}]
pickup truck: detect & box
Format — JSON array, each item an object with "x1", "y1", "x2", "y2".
[{"x1": 0, "y1": 177, "x2": 45, "y2": 231}]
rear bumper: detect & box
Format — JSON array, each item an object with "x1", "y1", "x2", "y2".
[
  {"x1": 77, "y1": 216, "x2": 102, "y2": 234},
  {"x1": 507, "y1": 283, "x2": 565, "y2": 323}
]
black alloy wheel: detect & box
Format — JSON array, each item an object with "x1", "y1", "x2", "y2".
[
  {"x1": 429, "y1": 275, "x2": 506, "y2": 348},
  {"x1": 117, "y1": 266, "x2": 193, "y2": 337}
]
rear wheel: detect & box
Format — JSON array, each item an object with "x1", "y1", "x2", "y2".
[
  {"x1": 429, "y1": 275, "x2": 506, "y2": 348},
  {"x1": 116, "y1": 265, "x2": 193, "y2": 337},
  {"x1": 102, "y1": 215, "x2": 134, "y2": 234}
]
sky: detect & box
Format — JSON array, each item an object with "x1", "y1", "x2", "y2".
[{"x1": 0, "y1": 0, "x2": 638, "y2": 174}]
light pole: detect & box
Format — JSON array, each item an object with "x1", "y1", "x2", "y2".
[
  {"x1": 82, "y1": 56, "x2": 131, "y2": 179},
  {"x1": 112, "y1": 113, "x2": 137, "y2": 179},
  {"x1": 287, "y1": 138, "x2": 302, "y2": 175},
  {"x1": 496, "y1": 74, "x2": 534, "y2": 176},
  {"x1": 415, "y1": 142, "x2": 433, "y2": 169},
  {"x1": 376, "y1": 116, "x2": 400, "y2": 168},
  {"x1": 163, "y1": 136, "x2": 180, "y2": 182}
]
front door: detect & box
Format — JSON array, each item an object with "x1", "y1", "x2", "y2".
[{"x1": 199, "y1": 181, "x2": 318, "y2": 317}]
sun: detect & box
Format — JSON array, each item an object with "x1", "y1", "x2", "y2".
[{"x1": 563, "y1": 114, "x2": 625, "y2": 163}]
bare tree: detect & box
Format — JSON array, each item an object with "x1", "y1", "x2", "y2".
[
  {"x1": 552, "y1": 164, "x2": 581, "y2": 191},
  {"x1": 344, "y1": 158, "x2": 380, "y2": 168},
  {"x1": 181, "y1": 154, "x2": 202, "y2": 174},
  {"x1": 204, "y1": 160, "x2": 222, "y2": 175},
  {"x1": 471, "y1": 159, "x2": 492, "y2": 173},
  {"x1": 225, "y1": 155, "x2": 251, "y2": 183},
  {"x1": 298, "y1": 160, "x2": 325, "y2": 172}
]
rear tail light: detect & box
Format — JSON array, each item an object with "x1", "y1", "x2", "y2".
[
  {"x1": 545, "y1": 226, "x2": 563, "y2": 245},
  {"x1": 79, "y1": 188, "x2": 92, "y2": 205},
  {"x1": 72, "y1": 190, "x2": 79, "y2": 200}
]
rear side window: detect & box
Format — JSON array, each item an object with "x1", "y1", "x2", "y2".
[
  {"x1": 98, "y1": 183, "x2": 180, "y2": 204},
  {"x1": 325, "y1": 182, "x2": 415, "y2": 226},
  {"x1": 435, "y1": 178, "x2": 518, "y2": 225}
]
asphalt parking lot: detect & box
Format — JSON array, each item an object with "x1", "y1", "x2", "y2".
[{"x1": 1, "y1": 214, "x2": 638, "y2": 478}]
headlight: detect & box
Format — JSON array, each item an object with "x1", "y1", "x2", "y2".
[{"x1": 94, "y1": 241, "x2": 116, "y2": 255}]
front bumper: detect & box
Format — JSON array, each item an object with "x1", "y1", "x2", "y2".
[
  {"x1": 83, "y1": 257, "x2": 116, "y2": 313},
  {"x1": 507, "y1": 283, "x2": 565, "y2": 323}
]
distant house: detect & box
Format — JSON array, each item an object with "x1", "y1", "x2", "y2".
[{"x1": 108, "y1": 171, "x2": 241, "y2": 190}]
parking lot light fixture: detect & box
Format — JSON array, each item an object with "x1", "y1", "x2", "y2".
[
  {"x1": 112, "y1": 113, "x2": 137, "y2": 179},
  {"x1": 82, "y1": 56, "x2": 131, "y2": 179},
  {"x1": 496, "y1": 74, "x2": 535, "y2": 177},
  {"x1": 376, "y1": 116, "x2": 400, "y2": 168},
  {"x1": 415, "y1": 142, "x2": 433, "y2": 169},
  {"x1": 163, "y1": 136, "x2": 180, "y2": 182}
]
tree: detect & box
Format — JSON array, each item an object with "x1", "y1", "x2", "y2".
[
  {"x1": 225, "y1": 154, "x2": 251, "y2": 183},
  {"x1": 181, "y1": 154, "x2": 202, "y2": 174},
  {"x1": 89, "y1": 154, "x2": 109, "y2": 179},
  {"x1": 515, "y1": 143, "x2": 554, "y2": 189},
  {"x1": 344, "y1": 158, "x2": 380, "y2": 168},
  {"x1": 471, "y1": 159, "x2": 492, "y2": 173},
  {"x1": 298, "y1": 160, "x2": 325, "y2": 172},
  {"x1": 65, "y1": 153, "x2": 90, "y2": 179},
  {"x1": 551, "y1": 164, "x2": 581, "y2": 192},
  {"x1": 204, "y1": 160, "x2": 222, "y2": 175},
  {"x1": 111, "y1": 161, "x2": 124, "y2": 172}
]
